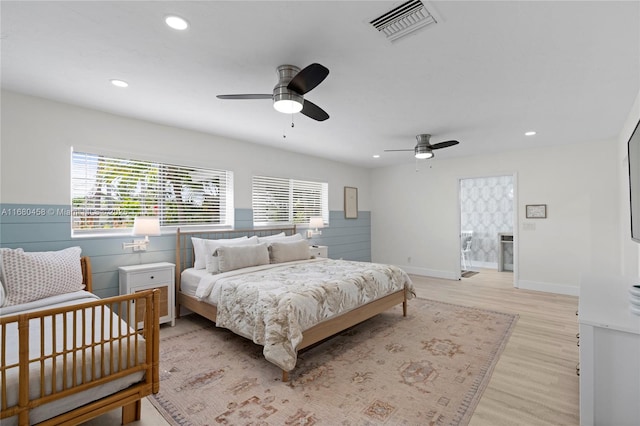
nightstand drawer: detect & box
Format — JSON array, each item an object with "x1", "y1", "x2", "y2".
[{"x1": 128, "y1": 268, "x2": 172, "y2": 286}]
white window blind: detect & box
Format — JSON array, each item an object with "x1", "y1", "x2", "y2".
[
  {"x1": 71, "y1": 150, "x2": 234, "y2": 235},
  {"x1": 252, "y1": 175, "x2": 328, "y2": 226}
]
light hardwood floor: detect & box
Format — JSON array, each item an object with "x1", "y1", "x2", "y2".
[
  {"x1": 85, "y1": 268, "x2": 580, "y2": 425},
  {"x1": 412, "y1": 269, "x2": 580, "y2": 426}
]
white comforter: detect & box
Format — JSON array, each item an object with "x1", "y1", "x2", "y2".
[
  {"x1": 195, "y1": 258, "x2": 415, "y2": 371},
  {"x1": 0, "y1": 291, "x2": 147, "y2": 426}
]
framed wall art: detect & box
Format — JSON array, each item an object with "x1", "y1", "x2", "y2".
[
  {"x1": 525, "y1": 204, "x2": 547, "y2": 219},
  {"x1": 344, "y1": 186, "x2": 358, "y2": 219}
]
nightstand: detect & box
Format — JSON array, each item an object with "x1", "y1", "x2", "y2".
[
  {"x1": 309, "y1": 245, "x2": 328, "y2": 258},
  {"x1": 119, "y1": 262, "x2": 175, "y2": 327}
]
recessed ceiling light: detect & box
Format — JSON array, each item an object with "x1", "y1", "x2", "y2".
[
  {"x1": 165, "y1": 15, "x2": 189, "y2": 30},
  {"x1": 373, "y1": 154, "x2": 380, "y2": 158},
  {"x1": 525, "y1": 131, "x2": 536, "y2": 136},
  {"x1": 110, "y1": 79, "x2": 129, "y2": 88}
]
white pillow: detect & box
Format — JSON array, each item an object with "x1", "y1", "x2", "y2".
[
  {"x1": 192, "y1": 236, "x2": 247, "y2": 269},
  {"x1": 259, "y1": 233, "x2": 304, "y2": 246},
  {"x1": 256, "y1": 232, "x2": 285, "y2": 243},
  {"x1": 216, "y1": 243, "x2": 270, "y2": 273},
  {"x1": 269, "y1": 240, "x2": 310, "y2": 264},
  {"x1": 0, "y1": 247, "x2": 84, "y2": 306},
  {"x1": 205, "y1": 236, "x2": 259, "y2": 273}
]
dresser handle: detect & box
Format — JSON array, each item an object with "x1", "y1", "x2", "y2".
[{"x1": 150, "y1": 276, "x2": 154, "y2": 279}]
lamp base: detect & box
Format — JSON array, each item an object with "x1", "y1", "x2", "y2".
[{"x1": 306, "y1": 230, "x2": 322, "y2": 239}]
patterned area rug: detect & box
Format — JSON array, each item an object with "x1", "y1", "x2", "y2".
[{"x1": 149, "y1": 298, "x2": 517, "y2": 425}]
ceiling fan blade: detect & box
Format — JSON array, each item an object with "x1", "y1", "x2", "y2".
[
  {"x1": 288, "y1": 63, "x2": 329, "y2": 95},
  {"x1": 429, "y1": 140, "x2": 460, "y2": 150},
  {"x1": 383, "y1": 149, "x2": 414, "y2": 152},
  {"x1": 216, "y1": 94, "x2": 272, "y2": 100},
  {"x1": 300, "y1": 99, "x2": 329, "y2": 121}
]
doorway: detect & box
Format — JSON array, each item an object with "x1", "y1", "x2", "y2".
[{"x1": 459, "y1": 175, "x2": 516, "y2": 284}]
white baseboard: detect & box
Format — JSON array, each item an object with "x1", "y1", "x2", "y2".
[
  {"x1": 467, "y1": 260, "x2": 498, "y2": 270},
  {"x1": 401, "y1": 265, "x2": 459, "y2": 280},
  {"x1": 517, "y1": 279, "x2": 579, "y2": 296},
  {"x1": 401, "y1": 263, "x2": 579, "y2": 297}
]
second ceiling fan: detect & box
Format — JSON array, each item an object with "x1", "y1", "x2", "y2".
[
  {"x1": 217, "y1": 63, "x2": 330, "y2": 121},
  {"x1": 385, "y1": 134, "x2": 460, "y2": 159}
]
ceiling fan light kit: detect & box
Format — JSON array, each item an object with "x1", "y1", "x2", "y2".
[
  {"x1": 414, "y1": 145, "x2": 434, "y2": 159},
  {"x1": 273, "y1": 96, "x2": 303, "y2": 114},
  {"x1": 273, "y1": 66, "x2": 304, "y2": 113},
  {"x1": 384, "y1": 133, "x2": 460, "y2": 161},
  {"x1": 217, "y1": 63, "x2": 330, "y2": 121}
]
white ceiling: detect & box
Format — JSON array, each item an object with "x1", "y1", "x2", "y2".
[{"x1": 2, "y1": 1, "x2": 639, "y2": 168}]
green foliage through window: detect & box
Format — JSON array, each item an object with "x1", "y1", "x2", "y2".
[{"x1": 71, "y1": 151, "x2": 233, "y2": 234}]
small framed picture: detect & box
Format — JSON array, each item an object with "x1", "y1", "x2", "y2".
[
  {"x1": 526, "y1": 204, "x2": 547, "y2": 219},
  {"x1": 344, "y1": 186, "x2": 358, "y2": 219}
]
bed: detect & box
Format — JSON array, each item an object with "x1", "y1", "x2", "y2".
[
  {"x1": 175, "y1": 226, "x2": 415, "y2": 381},
  {"x1": 0, "y1": 247, "x2": 160, "y2": 426}
]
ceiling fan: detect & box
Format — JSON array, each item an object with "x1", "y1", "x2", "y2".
[
  {"x1": 217, "y1": 63, "x2": 330, "y2": 121},
  {"x1": 384, "y1": 134, "x2": 460, "y2": 159}
]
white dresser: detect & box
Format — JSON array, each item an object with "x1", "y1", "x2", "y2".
[
  {"x1": 119, "y1": 262, "x2": 176, "y2": 327},
  {"x1": 578, "y1": 275, "x2": 640, "y2": 425}
]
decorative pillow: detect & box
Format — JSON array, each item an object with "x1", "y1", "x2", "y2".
[
  {"x1": 205, "y1": 236, "x2": 259, "y2": 273},
  {"x1": 0, "y1": 247, "x2": 84, "y2": 306},
  {"x1": 269, "y1": 240, "x2": 310, "y2": 264},
  {"x1": 216, "y1": 243, "x2": 270, "y2": 273},
  {"x1": 0, "y1": 279, "x2": 5, "y2": 307},
  {"x1": 192, "y1": 236, "x2": 247, "y2": 269}
]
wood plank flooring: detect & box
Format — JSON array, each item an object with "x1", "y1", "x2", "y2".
[
  {"x1": 411, "y1": 268, "x2": 580, "y2": 426},
  {"x1": 85, "y1": 268, "x2": 580, "y2": 425}
]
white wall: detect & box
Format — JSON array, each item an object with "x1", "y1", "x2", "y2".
[
  {"x1": 0, "y1": 90, "x2": 371, "y2": 211},
  {"x1": 371, "y1": 138, "x2": 620, "y2": 295},
  {"x1": 618, "y1": 90, "x2": 640, "y2": 277},
  {"x1": 3, "y1": 89, "x2": 637, "y2": 296}
]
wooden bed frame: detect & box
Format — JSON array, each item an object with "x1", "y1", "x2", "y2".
[
  {"x1": 0, "y1": 256, "x2": 160, "y2": 426},
  {"x1": 175, "y1": 227, "x2": 408, "y2": 382}
]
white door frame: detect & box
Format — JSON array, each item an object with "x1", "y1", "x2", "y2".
[{"x1": 457, "y1": 172, "x2": 519, "y2": 288}]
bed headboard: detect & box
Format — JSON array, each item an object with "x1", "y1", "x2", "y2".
[
  {"x1": 81, "y1": 256, "x2": 92, "y2": 293},
  {"x1": 174, "y1": 226, "x2": 297, "y2": 281}
]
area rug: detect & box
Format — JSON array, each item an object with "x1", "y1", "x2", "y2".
[{"x1": 149, "y1": 298, "x2": 517, "y2": 425}]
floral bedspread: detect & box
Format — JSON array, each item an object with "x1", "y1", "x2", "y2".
[{"x1": 194, "y1": 258, "x2": 415, "y2": 371}]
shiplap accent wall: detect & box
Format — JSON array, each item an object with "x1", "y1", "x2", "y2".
[{"x1": 0, "y1": 204, "x2": 370, "y2": 298}]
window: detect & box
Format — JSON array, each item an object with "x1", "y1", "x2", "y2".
[
  {"x1": 71, "y1": 150, "x2": 233, "y2": 235},
  {"x1": 252, "y1": 175, "x2": 328, "y2": 227}
]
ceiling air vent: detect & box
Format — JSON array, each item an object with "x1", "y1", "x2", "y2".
[{"x1": 369, "y1": 0, "x2": 438, "y2": 43}]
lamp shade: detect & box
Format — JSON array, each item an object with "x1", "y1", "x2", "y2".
[
  {"x1": 132, "y1": 216, "x2": 161, "y2": 236},
  {"x1": 309, "y1": 217, "x2": 324, "y2": 229}
]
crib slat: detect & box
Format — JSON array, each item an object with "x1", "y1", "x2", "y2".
[{"x1": 17, "y1": 315, "x2": 29, "y2": 426}]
